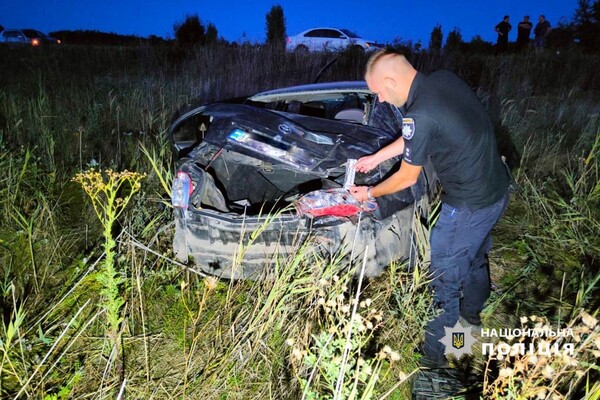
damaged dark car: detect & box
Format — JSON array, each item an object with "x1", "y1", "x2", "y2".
[{"x1": 168, "y1": 81, "x2": 436, "y2": 279}]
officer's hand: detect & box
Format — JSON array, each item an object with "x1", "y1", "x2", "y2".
[
  {"x1": 355, "y1": 155, "x2": 380, "y2": 173},
  {"x1": 349, "y1": 186, "x2": 369, "y2": 202}
]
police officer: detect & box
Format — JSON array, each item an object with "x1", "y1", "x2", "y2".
[
  {"x1": 534, "y1": 15, "x2": 552, "y2": 49},
  {"x1": 349, "y1": 48, "x2": 510, "y2": 393},
  {"x1": 495, "y1": 15, "x2": 512, "y2": 54},
  {"x1": 517, "y1": 15, "x2": 533, "y2": 50}
]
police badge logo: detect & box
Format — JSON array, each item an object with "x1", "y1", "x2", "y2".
[
  {"x1": 402, "y1": 118, "x2": 415, "y2": 140},
  {"x1": 439, "y1": 321, "x2": 476, "y2": 358},
  {"x1": 452, "y1": 332, "x2": 465, "y2": 349}
]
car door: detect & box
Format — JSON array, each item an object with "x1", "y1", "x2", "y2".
[
  {"x1": 2, "y1": 30, "x2": 25, "y2": 44},
  {"x1": 301, "y1": 29, "x2": 327, "y2": 51},
  {"x1": 322, "y1": 29, "x2": 348, "y2": 51}
]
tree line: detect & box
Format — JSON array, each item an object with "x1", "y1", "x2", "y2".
[{"x1": 3, "y1": 1, "x2": 596, "y2": 52}]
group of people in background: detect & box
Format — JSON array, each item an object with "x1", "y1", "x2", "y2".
[{"x1": 494, "y1": 15, "x2": 551, "y2": 53}]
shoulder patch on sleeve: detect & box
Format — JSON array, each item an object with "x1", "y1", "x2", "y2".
[{"x1": 402, "y1": 118, "x2": 415, "y2": 140}]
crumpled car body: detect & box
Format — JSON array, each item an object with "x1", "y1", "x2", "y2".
[{"x1": 168, "y1": 81, "x2": 435, "y2": 279}]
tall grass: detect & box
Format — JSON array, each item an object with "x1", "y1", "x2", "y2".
[{"x1": 0, "y1": 44, "x2": 598, "y2": 398}]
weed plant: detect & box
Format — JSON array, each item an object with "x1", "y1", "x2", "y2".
[
  {"x1": 72, "y1": 169, "x2": 145, "y2": 365},
  {"x1": 483, "y1": 312, "x2": 600, "y2": 399}
]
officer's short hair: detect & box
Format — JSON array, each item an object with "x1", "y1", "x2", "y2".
[{"x1": 365, "y1": 47, "x2": 405, "y2": 77}]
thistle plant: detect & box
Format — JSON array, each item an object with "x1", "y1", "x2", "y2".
[
  {"x1": 72, "y1": 169, "x2": 145, "y2": 350},
  {"x1": 483, "y1": 311, "x2": 600, "y2": 399},
  {"x1": 290, "y1": 276, "x2": 403, "y2": 400}
]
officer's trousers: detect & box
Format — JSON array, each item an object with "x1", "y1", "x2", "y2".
[{"x1": 423, "y1": 189, "x2": 510, "y2": 365}]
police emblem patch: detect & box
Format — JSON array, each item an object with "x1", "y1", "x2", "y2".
[
  {"x1": 439, "y1": 321, "x2": 476, "y2": 358},
  {"x1": 402, "y1": 118, "x2": 415, "y2": 140},
  {"x1": 452, "y1": 332, "x2": 465, "y2": 349}
]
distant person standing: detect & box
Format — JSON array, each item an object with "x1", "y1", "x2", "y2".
[
  {"x1": 495, "y1": 15, "x2": 512, "y2": 54},
  {"x1": 517, "y1": 15, "x2": 533, "y2": 50},
  {"x1": 534, "y1": 15, "x2": 551, "y2": 49}
]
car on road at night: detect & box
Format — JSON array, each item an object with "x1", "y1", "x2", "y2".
[
  {"x1": 286, "y1": 28, "x2": 382, "y2": 53},
  {"x1": 0, "y1": 29, "x2": 60, "y2": 46},
  {"x1": 168, "y1": 81, "x2": 435, "y2": 279}
]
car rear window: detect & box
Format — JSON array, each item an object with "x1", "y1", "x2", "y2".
[
  {"x1": 2, "y1": 31, "x2": 22, "y2": 38},
  {"x1": 23, "y1": 29, "x2": 43, "y2": 39},
  {"x1": 340, "y1": 29, "x2": 360, "y2": 38},
  {"x1": 249, "y1": 92, "x2": 372, "y2": 121}
]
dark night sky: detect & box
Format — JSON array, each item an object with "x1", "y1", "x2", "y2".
[{"x1": 1, "y1": 0, "x2": 578, "y2": 46}]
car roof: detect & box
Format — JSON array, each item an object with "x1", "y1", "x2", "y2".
[
  {"x1": 250, "y1": 81, "x2": 370, "y2": 100},
  {"x1": 3, "y1": 29, "x2": 44, "y2": 34},
  {"x1": 21, "y1": 29, "x2": 45, "y2": 36},
  {"x1": 294, "y1": 27, "x2": 364, "y2": 36},
  {"x1": 299, "y1": 27, "x2": 349, "y2": 32}
]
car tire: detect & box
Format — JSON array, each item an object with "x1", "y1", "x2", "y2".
[{"x1": 295, "y1": 44, "x2": 309, "y2": 53}]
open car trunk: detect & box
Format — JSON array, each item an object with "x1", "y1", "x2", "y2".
[
  {"x1": 173, "y1": 150, "x2": 419, "y2": 279},
  {"x1": 170, "y1": 89, "x2": 435, "y2": 279}
]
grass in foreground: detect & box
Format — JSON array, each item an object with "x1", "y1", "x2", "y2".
[{"x1": 0, "y1": 45, "x2": 599, "y2": 398}]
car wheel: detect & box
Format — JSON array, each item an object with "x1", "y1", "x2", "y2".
[
  {"x1": 295, "y1": 44, "x2": 309, "y2": 53},
  {"x1": 351, "y1": 45, "x2": 365, "y2": 53}
]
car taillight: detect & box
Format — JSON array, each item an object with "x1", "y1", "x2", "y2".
[
  {"x1": 171, "y1": 171, "x2": 193, "y2": 208},
  {"x1": 57, "y1": 39, "x2": 61, "y2": 44},
  {"x1": 32, "y1": 38, "x2": 40, "y2": 46}
]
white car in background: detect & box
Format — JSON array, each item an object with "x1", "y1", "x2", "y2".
[{"x1": 286, "y1": 27, "x2": 382, "y2": 52}]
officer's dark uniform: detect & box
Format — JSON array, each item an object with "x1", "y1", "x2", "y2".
[
  {"x1": 534, "y1": 19, "x2": 551, "y2": 48},
  {"x1": 401, "y1": 70, "x2": 510, "y2": 365},
  {"x1": 495, "y1": 20, "x2": 511, "y2": 53},
  {"x1": 517, "y1": 20, "x2": 533, "y2": 50}
]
